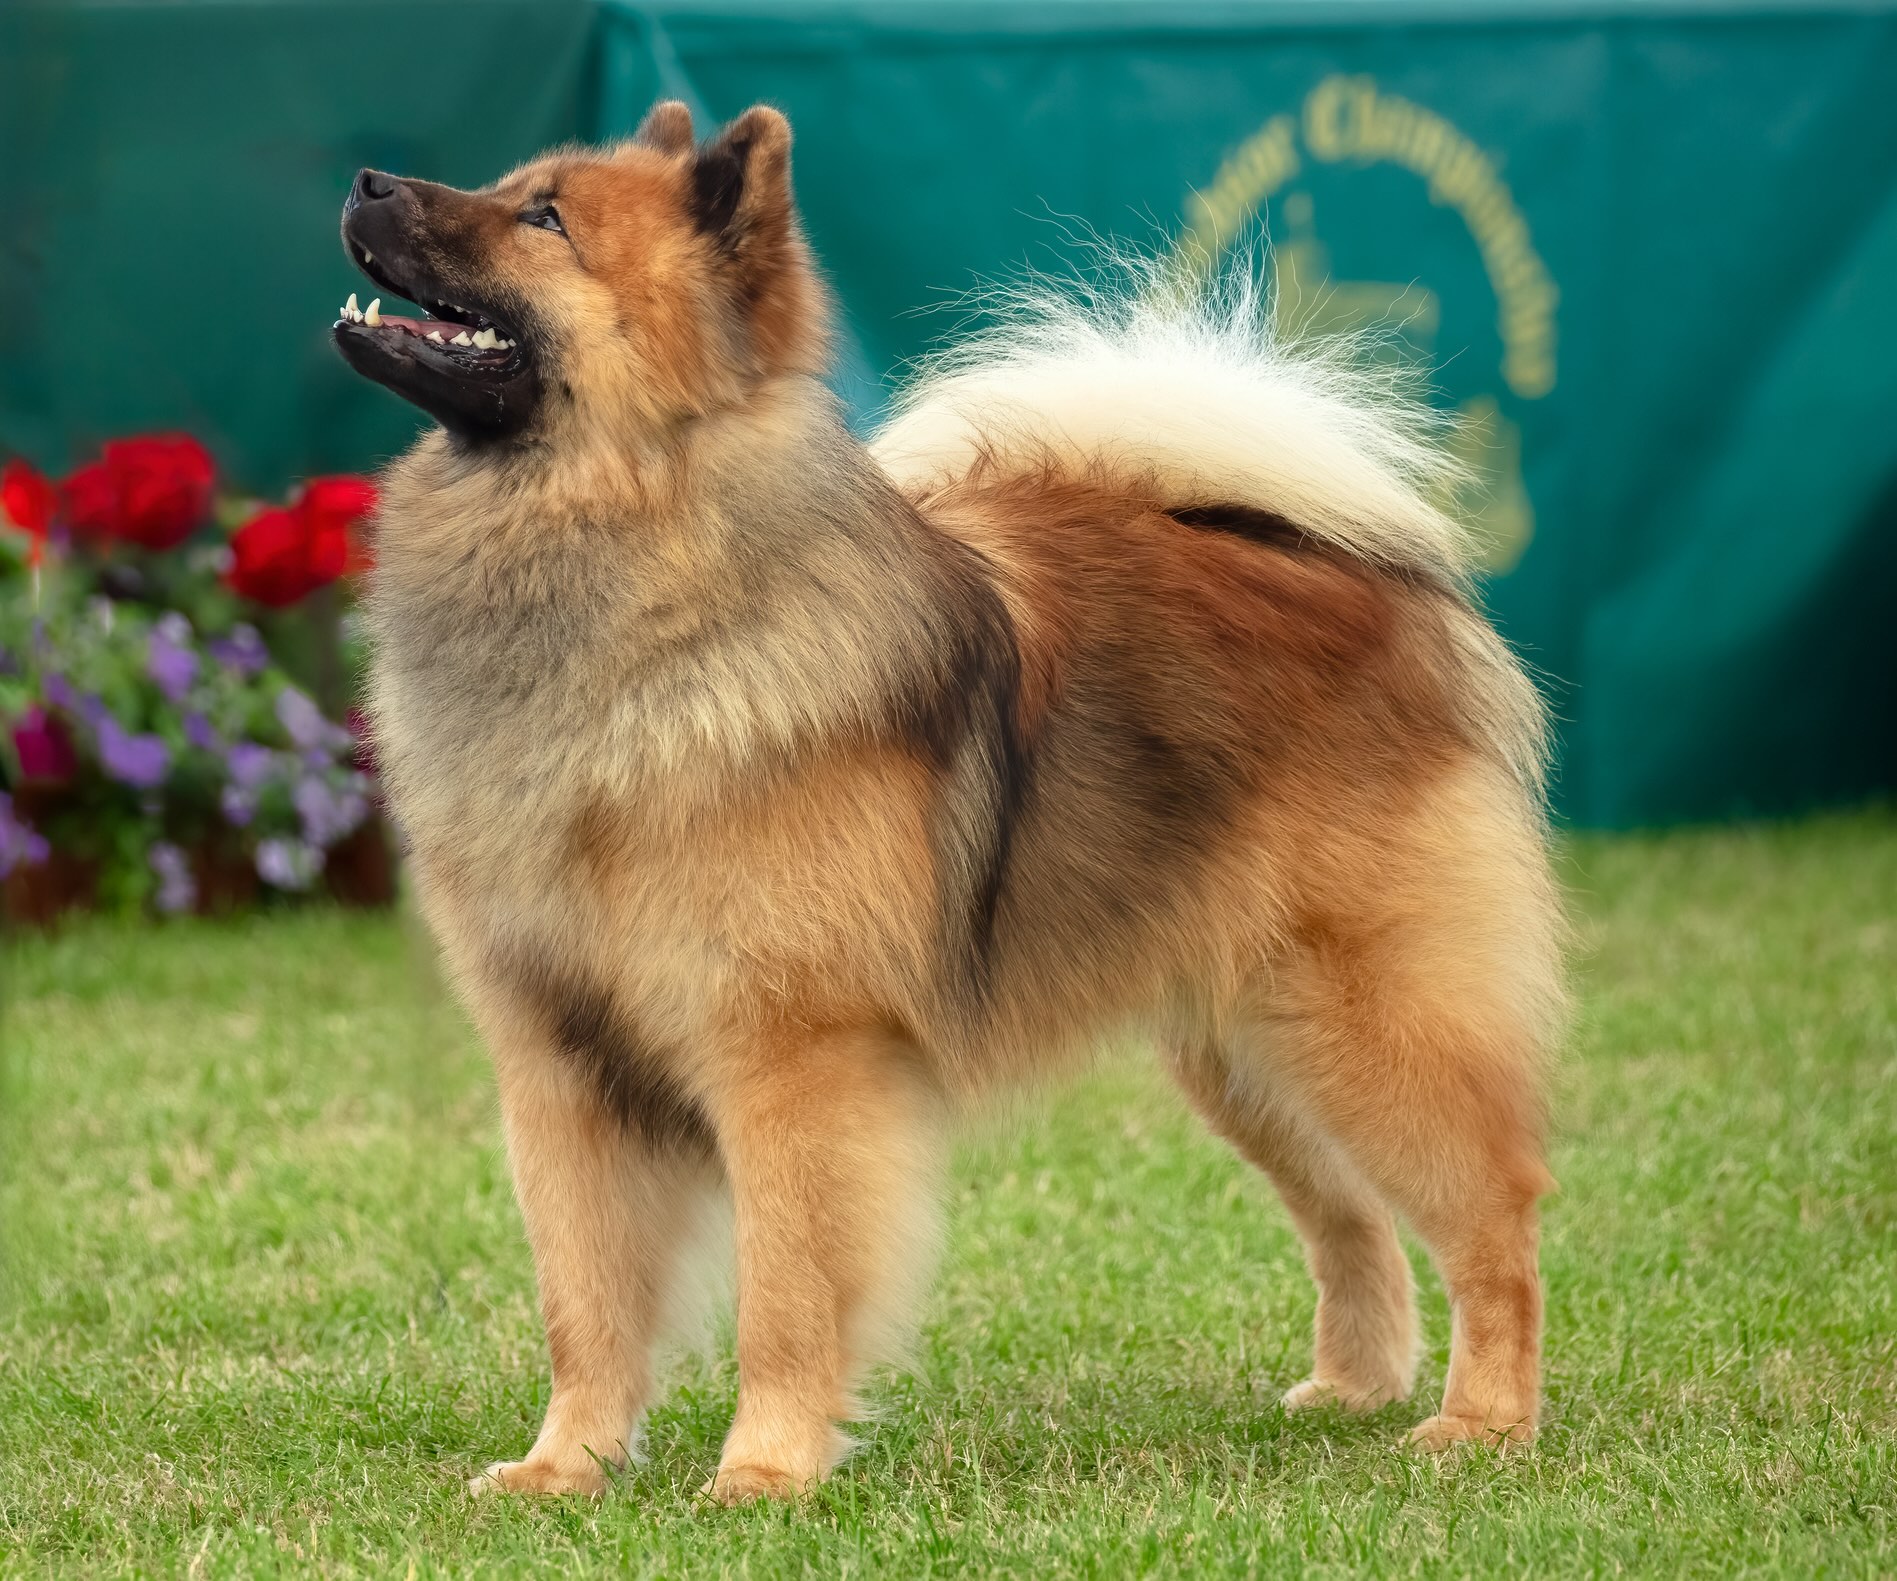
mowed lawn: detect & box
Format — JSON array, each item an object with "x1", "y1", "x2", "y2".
[{"x1": 2, "y1": 813, "x2": 1893, "y2": 1578}]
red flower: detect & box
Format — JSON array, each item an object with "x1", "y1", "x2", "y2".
[
  {"x1": 61, "y1": 435, "x2": 216, "y2": 550},
  {"x1": 2, "y1": 460, "x2": 56, "y2": 538},
  {"x1": 12, "y1": 707, "x2": 77, "y2": 784},
  {"x1": 225, "y1": 506, "x2": 319, "y2": 607},
  {"x1": 299, "y1": 475, "x2": 379, "y2": 575},
  {"x1": 2, "y1": 459, "x2": 57, "y2": 568},
  {"x1": 224, "y1": 475, "x2": 375, "y2": 607}
]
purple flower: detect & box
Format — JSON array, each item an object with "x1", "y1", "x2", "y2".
[
  {"x1": 0, "y1": 792, "x2": 51, "y2": 877},
  {"x1": 219, "y1": 784, "x2": 256, "y2": 827},
  {"x1": 225, "y1": 740, "x2": 278, "y2": 790},
  {"x1": 218, "y1": 740, "x2": 278, "y2": 828},
  {"x1": 41, "y1": 675, "x2": 115, "y2": 746},
  {"x1": 148, "y1": 840, "x2": 196, "y2": 914},
  {"x1": 275, "y1": 686, "x2": 353, "y2": 756},
  {"x1": 294, "y1": 773, "x2": 369, "y2": 849},
  {"x1": 97, "y1": 715, "x2": 170, "y2": 789},
  {"x1": 183, "y1": 711, "x2": 219, "y2": 750},
  {"x1": 256, "y1": 836, "x2": 323, "y2": 892},
  {"x1": 146, "y1": 612, "x2": 199, "y2": 704},
  {"x1": 208, "y1": 622, "x2": 268, "y2": 677},
  {"x1": 42, "y1": 672, "x2": 78, "y2": 713}
]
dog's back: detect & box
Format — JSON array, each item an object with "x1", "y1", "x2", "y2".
[{"x1": 868, "y1": 263, "x2": 1559, "y2": 1084}]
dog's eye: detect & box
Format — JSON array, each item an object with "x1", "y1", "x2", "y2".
[{"x1": 521, "y1": 205, "x2": 566, "y2": 236}]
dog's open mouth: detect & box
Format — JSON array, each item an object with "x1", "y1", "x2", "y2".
[
  {"x1": 333, "y1": 234, "x2": 524, "y2": 367},
  {"x1": 332, "y1": 238, "x2": 525, "y2": 374},
  {"x1": 331, "y1": 231, "x2": 541, "y2": 435},
  {"x1": 337, "y1": 291, "x2": 520, "y2": 358}
]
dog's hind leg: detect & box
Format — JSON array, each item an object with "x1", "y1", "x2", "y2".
[
  {"x1": 468, "y1": 994, "x2": 722, "y2": 1497},
  {"x1": 1167, "y1": 1041, "x2": 1418, "y2": 1411},
  {"x1": 702, "y1": 1024, "x2": 944, "y2": 1504},
  {"x1": 1249, "y1": 909, "x2": 1557, "y2": 1449}
]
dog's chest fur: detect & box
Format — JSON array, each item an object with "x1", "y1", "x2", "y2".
[{"x1": 362, "y1": 393, "x2": 971, "y2": 1046}]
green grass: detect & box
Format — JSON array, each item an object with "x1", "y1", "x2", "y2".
[{"x1": 2, "y1": 812, "x2": 1893, "y2": 1578}]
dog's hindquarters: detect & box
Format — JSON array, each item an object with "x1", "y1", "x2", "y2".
[
  {"x1": 876, "y1": 253, "x2": 1563, "y2": 1444},
  {"x1": 1171, "y1": 757, "x2": 1563, "y2": 1443}
]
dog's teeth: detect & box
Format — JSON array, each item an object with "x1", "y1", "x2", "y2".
[
  {"x1": 364, "y1": 298, "x2": 381, "y2": 327},
  {"x1": 472, "y1": 328, "x2": 497, "y2": 350},
  {"x1": 427, "y1": 330, "x2": 444, "y2": 342},
  {"x1": 499, "y1": 338, "x2": 515, "y2": 349},
  {"x1": 362, "y1": 249, "x2": 374, "y2": 264},
  {"x1": 451, "y1": 331, "x2": 473, "y2": 347},
  {"x1": 345, "y1": 292, "x2": 359, "y2": 318}
]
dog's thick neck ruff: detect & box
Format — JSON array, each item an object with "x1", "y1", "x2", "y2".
[{"x1": 366, "y1": 373, "x2": 981, "y2": 799}]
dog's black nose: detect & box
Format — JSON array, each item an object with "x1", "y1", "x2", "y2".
[{"x1": 348, "y1": 168, "x2": 401, "y2": 212}]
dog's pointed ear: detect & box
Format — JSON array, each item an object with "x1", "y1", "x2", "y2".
[
  {"x1": 634, "y1": 100, "x2": 695, "y2": 156},
  {"x1": 690, "y1": 106, "x2": 793, "y2": 247},
  {"x1": 687, "y1": 105, "x2": 826, "y2": 378}
]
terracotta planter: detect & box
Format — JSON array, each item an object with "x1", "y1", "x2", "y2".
[
  {"x1": 189, "y1": 836, "x2": 259, "y2": 916},
  {"x1": 324, "y1": 813, "x2": 398, "y2": 908},
  {"x1": 4, "y1": 781, "x2": 97, "y2": 928},
  {"x1": 2, "y1": 791, "x2": 400, "y2": 921},
  {"x1": 3, "y1": 846, "x2": 101, "y2": 927}
]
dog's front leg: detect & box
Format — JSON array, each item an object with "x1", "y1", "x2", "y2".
[
  {"x1": 470, "y1": 1000, "x2": 719, "y2": 1497},
  {"x1": 705, "y1": 1024, "x2": 944, "y2": 1504}
]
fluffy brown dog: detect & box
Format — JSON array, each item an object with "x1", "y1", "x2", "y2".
[{"x1": 332, "y1": 100, "x2": 1564, "y2": 1503}]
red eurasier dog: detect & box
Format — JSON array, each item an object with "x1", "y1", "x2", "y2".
[{"x1": 331, "y1": 100, "x2": 1565, "y2": 1503}]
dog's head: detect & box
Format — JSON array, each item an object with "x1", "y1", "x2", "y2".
[{"x1": 332, "y1": 103, "x2": 826, "y2": 442}]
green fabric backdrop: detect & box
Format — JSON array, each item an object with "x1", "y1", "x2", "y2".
[{"x1": 4, "y1": 0, "x2": 1894, "y2": 826}]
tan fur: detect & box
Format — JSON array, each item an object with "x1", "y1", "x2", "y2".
[{"x1": 354, "y1": 103, "x2": 1567, "y2": 1502}]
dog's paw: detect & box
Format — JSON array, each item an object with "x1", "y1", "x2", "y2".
[
  {"x1": 1281, "y1": 1376, "x2": 1405, "y2": 1413},
  {"x1": 702, "y1": 1462, "x2": 812, "y2": 1505},
  {"x1": 1404, "y1": 1413, "x2": 1534, "y2": 1452},
  {"x1": 467, "y1": 1457, "x2": 608, "y2": 1497}
]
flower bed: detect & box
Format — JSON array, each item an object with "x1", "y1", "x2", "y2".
[{"x1": 1, "y1": 437, "x2": 393, "y2": 923}]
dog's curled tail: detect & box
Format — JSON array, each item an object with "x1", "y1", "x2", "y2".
[
  {"x1": 870, "y1": 249, "x2": 1475, "y2": 588},
  {"x1": 872, "y1": 248, "x2": 1551, "y2": 800}
]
